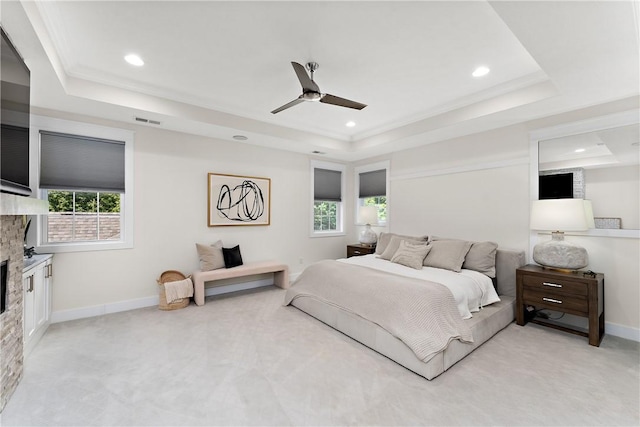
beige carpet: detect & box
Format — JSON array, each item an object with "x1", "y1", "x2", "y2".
[{"x1": 1, "y1": 286, "x2": 638, "y2": 426}]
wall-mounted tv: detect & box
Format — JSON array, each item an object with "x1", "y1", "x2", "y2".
[
  {"x1": 1, "y1": 27, "x2": 31, "y2": 196},
  {"x1": 539, "y1": 172, "x2": 573, "y2": 199}
]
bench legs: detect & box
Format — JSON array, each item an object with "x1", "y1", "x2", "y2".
[{"x1": 274, "y1": 269, "x2": 290, "y2": 290}]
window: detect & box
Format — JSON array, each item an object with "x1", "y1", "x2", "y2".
[
  {"x1": 311, "y1": 160, "x2": 345, "y2": 236},
  {"x1": 44, "y1": 190, "x2": 122, "y2": 243},
  {"x1": 355, "y1": 161, "x2": 389, "y2": 226},
  {"x1": 31, "y1": 116, "x2": 134, "y2": 252}
]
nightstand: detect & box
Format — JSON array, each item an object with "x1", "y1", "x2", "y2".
[
  {"x1": 347, "y1": 244, "x2": 376, "y2": 258},
  {"x1": 516, "y1": 264, "x2": 604, "y2": 346}
]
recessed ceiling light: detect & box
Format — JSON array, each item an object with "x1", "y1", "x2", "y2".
[
  {"x1": 124, "y1": 54, "x2": 144, "y2": 67},
  {"x1": 574, "y1": 148, "x2": 586, "y2": 153},
  {"x1": 232, "y1": 135, "x2": 248, "y2": 141},
  {"x1": 472, "y1": 66, "x2": 490, "y2": 77},
  {"x1": 345, "y1": 121, "x2": 356, "y2": 128}
]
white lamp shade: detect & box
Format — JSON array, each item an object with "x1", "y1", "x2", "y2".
[
  {"x1": 358, "y1": 205, "x2": 379, "y2": 225},
  {"x1": 530, "y1": 199, "x2": 594, "y2": 231}
]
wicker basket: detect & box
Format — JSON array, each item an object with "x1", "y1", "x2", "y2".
[{"x1": 157, "y1": 270, "x2": 191, "y2": 310}]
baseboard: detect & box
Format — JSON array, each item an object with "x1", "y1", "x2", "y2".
[
  {"x1": 605, "y1": 321, "x2": 640, "y2": 342},
  {"x1": 51, "y1": 278, "x2": 278, "y2": 324}
]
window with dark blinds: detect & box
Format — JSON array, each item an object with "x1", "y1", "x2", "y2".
[
  {"x1": 39, "y1": 131, "x2": 125, "y2": 193},
  {"x1": 358, "y1": 169, "x2": 386, "y2": 198},
  {"x1": 314, "y1": 168, "x2": 342, "y2": 202}
]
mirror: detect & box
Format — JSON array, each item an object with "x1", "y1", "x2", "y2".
[{"x1": 531, "y1": 109, "x2": 640, "y2": 236}]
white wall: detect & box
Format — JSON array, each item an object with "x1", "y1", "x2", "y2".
[
  {"x1": 41, "y1": 111, "x2": 348, "y2": 315},
  {"x1": 585, "y1": 165, "x2": 640, "y2": 229}
]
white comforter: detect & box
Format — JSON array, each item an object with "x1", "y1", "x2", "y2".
[{"x1": 339, "y1": 254, "x2": 500, "y2": 319}]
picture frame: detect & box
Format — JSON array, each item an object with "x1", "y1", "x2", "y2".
[{"x1": 207, "y1": 173, "x2": 271, "y2": 226}]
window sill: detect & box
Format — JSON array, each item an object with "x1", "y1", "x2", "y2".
[
  {"x1": 36, "y1": 239, "x2": 133, "y2": 254},
  {"x1": 310, "y1": 231, "x2": 346, "y2": 238}
]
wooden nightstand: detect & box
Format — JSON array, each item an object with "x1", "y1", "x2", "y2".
[
  {"x1": 516, "y1": 264, "x2": 604, "y2": 346},
  {"x1": 347, "y1": 244, "x2": 376, "y2": 258}
]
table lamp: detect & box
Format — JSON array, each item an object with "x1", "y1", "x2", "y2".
[
  {"x1": 530, "y1": 199, "x2": 594, "y2": 270},
  {"x1": 358, "y1": 205, "x2": 379, "y2": 247}
]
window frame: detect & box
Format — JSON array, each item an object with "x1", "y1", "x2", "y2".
[
  {"x1": 31, "y1": 115, "x2": 134, "y2": 253},
  {"x1": 355, "y1": 161, "x2": 390, "y2": 227},
  {"x1": 310, "y1": 160, "x2": 346, "y2": 237}
]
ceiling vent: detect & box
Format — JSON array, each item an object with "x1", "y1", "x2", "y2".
[{"x1": 134, "y1": 116, "x2": 161, "y2": 125}]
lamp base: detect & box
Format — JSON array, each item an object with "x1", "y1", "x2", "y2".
[
  {"x1": 533, "y1": 232, "x2": 589, "y2": 270},
  {"x1": 359, "y1": 224, "x2": 377, "y2": 246}
]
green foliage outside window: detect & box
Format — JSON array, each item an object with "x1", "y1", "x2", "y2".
[
  {"x1": 48, "y1": 190, "x2": 120, "y2": 213},
  {"x1": 314, "y1": 201, "x2": 338, "y2": 231},
  {"x1": 363, "y1": 196, "x2": 387, "y2": 222}
]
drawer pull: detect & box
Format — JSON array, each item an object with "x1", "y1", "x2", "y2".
[
  {"x1": 353, "y1": 251, "x2": 361, "y2": 255},
  {"x1": 543, "y1": 297, "x2": 562, "y2": 304},
  {"x1": 543, "y1": 282, "x2": 562, "y2": 288}
]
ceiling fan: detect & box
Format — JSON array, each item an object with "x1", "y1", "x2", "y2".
[{"x1": 271, "y1": 62, "x2": 367, "y2": 114}]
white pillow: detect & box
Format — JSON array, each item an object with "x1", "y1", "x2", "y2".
[{"x1": 391, "y1": 240, "x2": 432, "y2": 270}]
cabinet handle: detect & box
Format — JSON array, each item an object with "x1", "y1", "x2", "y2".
[
  {"x1": 542, "y1": 282, "x2": 562, "y2": 288},
  {"x1": 47, "y1": 264, "x2": 53, "y2": 277},
  {"x1": 543, "y1": 297, "x2": 562, "y2": 304},
  {"x1": 27, "y1": 275, "x2": 34, "y2": 292},
  {"x1": 353, "y1": 251, "x2": 361, "y2": 255}
]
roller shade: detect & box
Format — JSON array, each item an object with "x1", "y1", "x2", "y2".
[
  {"x1": 359, "y1": 169, "x2": 386, "y2": 198},
  {"x1": 40, "y1": 131, "x2": 125, "y2": 192},
  {"x1": 314, "y1": 168, "x2": 342, "y2": 202}
]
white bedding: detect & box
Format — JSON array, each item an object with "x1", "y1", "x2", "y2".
[{"x1": 339, "y1": 254, "x2": 500, "y2": 319}]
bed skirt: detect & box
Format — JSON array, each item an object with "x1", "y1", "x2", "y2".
[{"x1": 290, "y1": 295, "x2": 515, "y2": 380}]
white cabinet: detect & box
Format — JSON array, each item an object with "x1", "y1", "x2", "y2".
[{"x1": 23, "y1": 255, "x2": 53, "y2": 358}]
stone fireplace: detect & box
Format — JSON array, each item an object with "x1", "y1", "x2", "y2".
[{"x1": 0, "y1": 215, "x2": 25, "y2": 412}]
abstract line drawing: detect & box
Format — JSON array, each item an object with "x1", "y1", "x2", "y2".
[{"x1": 208, "y1": 173, "x2": 270, "y2": 226}]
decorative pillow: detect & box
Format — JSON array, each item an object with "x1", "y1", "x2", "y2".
[
  {"x1": 423, "y1": 239, "x2": 473, "y2": 272},
  {"x1": 195, "y1": 241, "x2": 225, "y2": 271},
  {"x1": 391, "y1": 240, "x2": 432, "y2": 270},
  {"x1": 378, "y1": 235, "x2": 426, "y2": 260},
  {"x1": 376, "y1": 232, "x2": 428, "y2": 256},
  {"x1": 431, "y1": 237, "x2": 498, "y2": 277},
  {"x1": 222, "y1": 245, "x2": 243, "y2": 268},
  {"x1": 463, "y1": 241, "x2": 498, "y2": 278}
]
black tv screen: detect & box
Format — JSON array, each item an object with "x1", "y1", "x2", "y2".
[
  {"x1": 539, "y1": 173, "x2": 573, "y2": 199},
  {"x1": 1, "y1": 27, "x2": 31, "y2": 196}
]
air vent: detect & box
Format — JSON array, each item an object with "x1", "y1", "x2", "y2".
[{"x1": 134, "y1": 116, "x2": 161, "y2": 125}]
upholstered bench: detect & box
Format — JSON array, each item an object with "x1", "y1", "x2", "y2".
[{"x1": 192, "y1": 261, "x2": 290, "y2": 306}]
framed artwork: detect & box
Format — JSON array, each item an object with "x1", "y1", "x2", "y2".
[{"x1": 208, "y1": 173, "x2": 271, "y2": 226}]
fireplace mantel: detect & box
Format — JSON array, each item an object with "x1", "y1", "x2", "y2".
[{"x1": 0, "y1": 194, "x2": 48, "y2": 216}]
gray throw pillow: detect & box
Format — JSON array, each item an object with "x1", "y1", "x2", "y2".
[
  {"x1": 463, "y1": 241, "x2": 498, "y2": 278},
  {"x1": 376, "y1": 232, "x2": 428, "y2": 255},
  {"x1": 431, "y1": 236, "x2": 498, "y2": 277},
  {"x1": 423, "y1": 239, "x2": 473, "y2": 272},
  {"x1": 196, "y1": 241, "x2": 225, "y2": 271},
  {"x1": 391, "y1": 240, "x2": 432, "y2": 270}
]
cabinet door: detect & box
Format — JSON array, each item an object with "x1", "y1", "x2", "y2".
[
  {"x1": 44, "y1": 260, "x2": 52, "y2": 323},
  {"x1": 23, "y1": 273, "x2": 36, "y2": 341},
  {"x1": 35, "y1": 263, "x2": 47, "y2": 329}
]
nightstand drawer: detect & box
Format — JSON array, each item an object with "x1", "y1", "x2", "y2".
[
  {"x1": 522, "y1": 288, "x2": 588, "y2": 315},
  {"x1": 347, "y1": 244, "x2": 376, "y2": 258},
  {"x1": 522, "y1": 274, "x2": 588, "y2": 296}
]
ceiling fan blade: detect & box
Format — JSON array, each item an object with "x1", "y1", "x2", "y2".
[
  {"x1": 271, "y1": 97, "x2": 305, "y2": 114},
  {"x1": 320, "y1": 94, "x2": 367, "y2": 110},
  {"x1": 291, "y1": 62, "x2": 320, "y2": 93}
]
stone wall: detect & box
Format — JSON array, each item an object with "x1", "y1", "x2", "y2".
[{"x1": 0, "y1": 215, "x2": 24, "y2": 412}]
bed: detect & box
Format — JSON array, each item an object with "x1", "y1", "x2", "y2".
[{"x1": 284, "y1": 233, "x2": 526, "y2": 380}]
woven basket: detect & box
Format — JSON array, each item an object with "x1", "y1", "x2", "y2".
[{"x1": 157, "y1": 270, "x2": 191, "y2": 310}]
